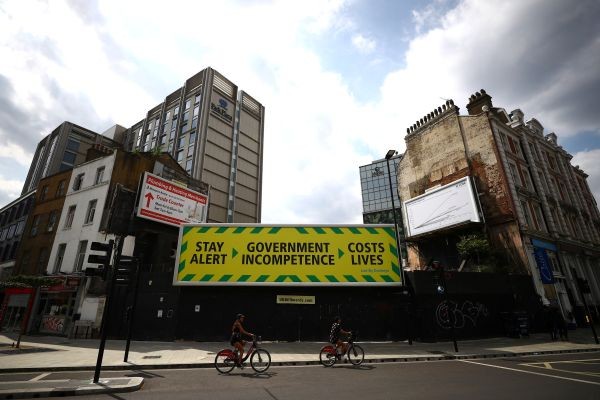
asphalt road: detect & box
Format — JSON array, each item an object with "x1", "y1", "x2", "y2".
[{"x1": 2, "y1": 352, "x2": 600, "y2": 399}]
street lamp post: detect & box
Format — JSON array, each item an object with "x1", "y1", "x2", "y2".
[
  {"x1": 385, "y1": 149, "x2": 402, "y2": 275},
  {"x1": 385, "y1": 149, "x2": 412, "y2": 345}
]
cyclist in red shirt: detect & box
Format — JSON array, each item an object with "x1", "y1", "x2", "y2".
[{"x1": 329, "y1": 316, "x2": 351, "y2": 356}]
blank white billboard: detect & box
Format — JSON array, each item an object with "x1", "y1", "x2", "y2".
[{"x1": 403, "y1": 177, "x2": 481, "y2": 237}]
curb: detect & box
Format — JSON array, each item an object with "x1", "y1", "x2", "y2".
[
  {"x1": 0, "y1": 377, "x2": 144, "y2": 399},
  {"x1": 1, "y1": 347, "x2": 598, "y2": 373}
]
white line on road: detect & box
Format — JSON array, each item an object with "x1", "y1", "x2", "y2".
[
  {"x1": 29, "y1": 373, "x2": 51, "y2": 381},
  {"x1": 460, "y1": 360, "x2": 600, "y2": 386}
]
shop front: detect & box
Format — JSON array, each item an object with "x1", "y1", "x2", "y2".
[
  {"x1": 33, "y1": 276, "x2": 81, "y2": 336},
  {"x1": 0, "y1": 287, "x2": 34, "y2": 333}
]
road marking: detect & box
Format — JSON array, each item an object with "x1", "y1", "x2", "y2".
[
  {"x1": 525, "y1": 365, "x2": 600, "y2": 378},
  {"x1": 460, "y1": 360, "x2": 600, "y2": 386},
  {"x1": 29, "y1": 373, "x2": 51, "y2": 381}
]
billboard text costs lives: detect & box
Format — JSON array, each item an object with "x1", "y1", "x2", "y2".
[{"x1": 173, "y1": 225, "x2": 402, "y2": 286}]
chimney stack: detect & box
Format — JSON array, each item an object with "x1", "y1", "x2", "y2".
[{"x1": 466, "y1": 89, "x2": 493, "y2": 116}]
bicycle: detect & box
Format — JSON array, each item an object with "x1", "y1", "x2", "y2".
[
  {"x1": 214, "y1": 335, "x2": 271, "y2": 373},
  {"x1": 319, "y1": 332, "x2": 364, "y2": 367}
]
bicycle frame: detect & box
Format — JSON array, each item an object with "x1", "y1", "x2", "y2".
[{"x1": 225, "y1": 336, "x2": 260, "y2": 363}]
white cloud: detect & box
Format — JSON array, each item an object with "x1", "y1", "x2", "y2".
[
  {"x1": 0, "y1": 175, "x2": 24, "y2": 206},
  {"x1": 0, "y1": 144, "x2": 33, "y2": 167},
  {"x1": 352, "y1": 34, "x2": 376, "y2": 54},
  {"x1": 572, "y1": 149, "x2": 600, "y2": 204},
  {"x1": 0, "y1": 0, "x2": 598, "y2": 223}
]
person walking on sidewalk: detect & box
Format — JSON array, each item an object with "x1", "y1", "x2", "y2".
[{"x1": 231, "y1": 313, "x2": 254, "y2": 367}]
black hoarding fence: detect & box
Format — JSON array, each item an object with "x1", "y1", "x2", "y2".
[{"x1": 406, "y1": 271, "x2": 541, "y2": 342}]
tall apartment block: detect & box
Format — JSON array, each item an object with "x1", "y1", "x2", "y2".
[
  {"x1": 22, "y1": 122, "x2": 121, "y2": 195},
  {"x1": 123, "y1": 67, "x2": 265, "y2": 223}
]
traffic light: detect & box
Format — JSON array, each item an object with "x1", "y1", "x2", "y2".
[
  {"x1": 114, "y1": 255, "x2": 138, "y2": 285},
  {"x1": 86, "y1": 240, "x2": 114, "y2": 280}
]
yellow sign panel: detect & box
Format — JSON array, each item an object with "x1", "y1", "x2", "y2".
[
  {"x1": 173, "y1": 224, "x2": 402, "y2": 286},
  {"x1": 276, "y1": 295, "x2": 315, "y2": 304}
]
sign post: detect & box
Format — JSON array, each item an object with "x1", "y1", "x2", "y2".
[{"x1": 136, "y1": 172, "x2": 208, "y2": 227}]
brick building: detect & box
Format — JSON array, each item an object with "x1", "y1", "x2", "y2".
[{"x1": 397, "y1": 90, "x2": 600, "y2": 317}]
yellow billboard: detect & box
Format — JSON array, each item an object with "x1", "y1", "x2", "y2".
[{"x1": 173, "y1": 224, "x2": 402, "y2": 286}]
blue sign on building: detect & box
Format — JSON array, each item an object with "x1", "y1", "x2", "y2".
[{"x1": 533, "y1": 247, "x2": 554, "y2": 284}]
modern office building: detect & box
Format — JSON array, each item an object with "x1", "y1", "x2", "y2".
[
  {"x1": 397, "y1": 90, "x2": 600, "y2": 321},
  {"x1": 122, "y1": 67, "x2": 265, "y2": 223},
  {"x1": 359, "y1": 154, "x2": 407, "y2": 263},
  {"x1": 359, "y1": 154, "x2": 403, "y2": 224},
  {"x1": 21, "y1": 122, "x2": 121, "y2": 195}
]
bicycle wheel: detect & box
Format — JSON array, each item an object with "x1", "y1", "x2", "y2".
[
  {"x1": 319, "y1": 346, "x2": 336, "y2": 367},
  {"x1": 347, "y1": 344, "x2": 364, "y2": 365},
  {"x1": 215, "y1": 349, "x2": 236, "y2": 373},
  {"x1": 250, "y1": 349, "x2": 271, "y2": 373}
]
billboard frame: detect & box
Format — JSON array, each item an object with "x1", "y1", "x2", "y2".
[
  {"x1": 402, "y1": 176, "x2": 481, "y2": 238},
  {"x1": 173, "y1": 223, "x2": 402, "y2": 287}
]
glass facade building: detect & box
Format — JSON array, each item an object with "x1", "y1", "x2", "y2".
[{"x1": 359, "y1": 154, "x2": 402, "y2": 217}]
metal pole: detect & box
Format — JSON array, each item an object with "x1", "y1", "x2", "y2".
[
  {"x1": 124, "y1": 260, "x2": 141, "y2": 362},
  {"x1": 93, "y1": 238, "x2": 119, "y2": 383},
  {"x1": 439, "y1": 266, "x2": 459, "y2": 352},
  {"x1": 386, "y1": 156, "x2": 412, "y2": 345},
  {"x1": 570, "y1": 269, "x2": 598, "y2": 344}
]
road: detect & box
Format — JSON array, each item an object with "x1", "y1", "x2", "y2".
[{"x1": 2, "y1": 352, "x2": 600, "y2": 399}]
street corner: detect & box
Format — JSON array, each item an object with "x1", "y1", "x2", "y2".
[{"x1": 0, "y1": 377, "x2": 144, "y2": 399}]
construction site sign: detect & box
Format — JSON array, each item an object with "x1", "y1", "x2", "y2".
[{"x1": 173, "y1": 224, "x2": 402, "y2": 286}]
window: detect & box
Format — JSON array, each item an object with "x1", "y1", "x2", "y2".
[
  {"x1": 30, "y1": 215, "x2": 40, "y2": 236},
  {"x1": 0, "y1": 228, "x2": 7, "y2": 241},
  {"x1": 176, "y1": 150, "x2": 184, "y2": 162},
  {"x1": 84, "y1": 200, "x2": 97, "y2": 224},
  {"x1": 73, "y1": 173, "x2": 84, "y2": 191},
  {"x1": 532, "y1": 204, "x2": 546, "y2": 232},
  {"x1": 47, "y1": 211, "x2": 58, "y2": 232},
  {"x1": 94, "y1": 166, "x2": 105, "y2": 185},
  {"x1": 39, "y1": 185, "x2": 49, "y2": 201},
  {"x1": 38, "y1": 247, "x2": 48, "y2": 272},
  {"x1": 520, "y1": 200, "x2": 532, "y2": 227},
  {"x1": 7, "y1": 224, "x2": 16, "y2": 239},
  {"x1": 20, "y1": 252, "x2": 30, "y2": 272},
  {"x1": 53, "y1": 244, "x2": 66, "y2": 274},
  {"x1": 62, "y1": 151, "x2": 77, "y2": 165},
  {"x1": 186, "y1": 159, "x2": 193, "y2": 173},
  {"x1": 56, "y1": 180, "x2": 66, "y2": 197},
  {"x1": 507, "y1": 136, "x2": 518, "y2": 154},
  {"x1": 66, "y1": 138, "x2": 80, "y2": 152},
  {"x1": 178, "y1": 135, "x2": 186, "y2": 149},
  {"x1": 529, "y1": 142, "x2": 538, "y2": 161},
  {"x1": 15, "y1": 220, "x2": 25, "y2": 235},
  {"x1": 64, "y1": 205, "x2": 76, "y2": 229},
  {"x1": 509, "y1": 163, "x2": 521, "y2": 186},
  {"x1": 194, "y1": 94, "x2": 201, "y2": 105},
  {"x1": 184, "y1": 100, "x2": 191, "y2": 110},
  {"x1": 74, "y1": 240, "x2": 88, "y2": 272}
]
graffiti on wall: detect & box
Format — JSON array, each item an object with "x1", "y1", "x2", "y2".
[
  {"x1": 435, "y1": 300, "x2": 489, "y2": 330},
  {"x1": 40, "y1": 315, "x2": 65, "y2": 334}
]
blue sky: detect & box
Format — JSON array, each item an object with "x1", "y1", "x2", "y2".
[{"x1": 0, "y1": 0, "x2": 599, "y2": 223}]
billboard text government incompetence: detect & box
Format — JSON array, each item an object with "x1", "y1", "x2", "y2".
[{"x1": 173, "y1": 224, "x2": 402, "y2": 286}]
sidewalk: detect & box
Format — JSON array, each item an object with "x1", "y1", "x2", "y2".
[{"x1": 1, "y1": 329, "x2": 599, "y2": 398}]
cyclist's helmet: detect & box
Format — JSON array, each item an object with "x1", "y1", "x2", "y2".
[
  {"x1": 236, "y1": 313, "x2": 245, "y2": 320},
  {"x1": 333, "y1": 316, "x2": 341, "y2": 323}
]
